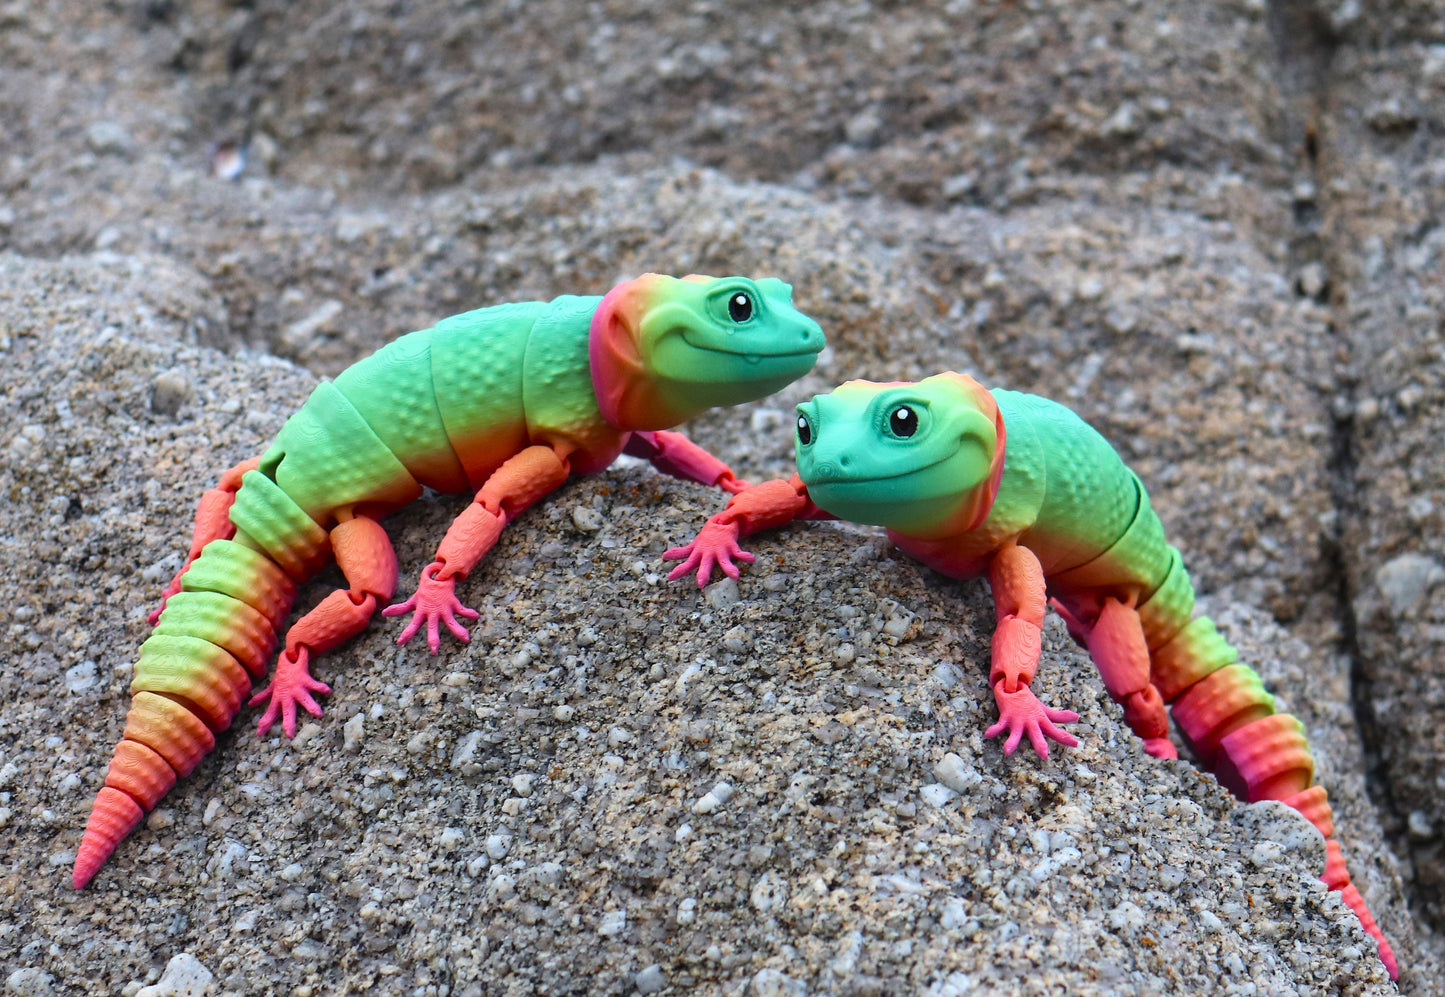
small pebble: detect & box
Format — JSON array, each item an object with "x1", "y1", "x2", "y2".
[
  {"x1": 924, "y1": 786, "x2": 959, "y2": 809},
  {"x1": 135, "y1": 954, "x2": 213, "y2": 997},
  {"x1": 86, "y1": 120, "x2": 135, "y2": 156},
  {"x1": 343, "y1": 713, "x2": 365, "y2": 753},
  {"x1": 151, "y1": 372, "x2": 192, "y2": 416},
  {"x1": 693, "y1": 781, "x2": 734, "y2": 814},
  {"x1": 5, "y1": 969, "x2": 55, "y2": 997},
  {"x1": 932, "y1": 753, "x2": 977, "y2": 794},
  {"x1": 635, "y1": 964, "x2": 667, "y2": 994},
  {"x1": 751, "y1": 968, "x2": 807, "y2": 997},
  {"x1": 571, "y1": 506, "x2": 604, "y2": 532},
  {"x1": 704, "y1": 577, "x2": 740, "y2": 609}
]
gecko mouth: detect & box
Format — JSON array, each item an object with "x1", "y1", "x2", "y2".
[
  {"x1": 680, "y1": 327, "x2": 823, "y2": 361},
  {"x1": 803, "y1": 448, "x2": 959, "y2": 487},
  {"x1": 693, "y1": 343, "x2": 819, "y2": 361}
]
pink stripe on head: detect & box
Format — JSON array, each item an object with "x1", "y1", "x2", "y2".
[{"x1": 590, "y1": 274, "x2": 670, "y2": 428}]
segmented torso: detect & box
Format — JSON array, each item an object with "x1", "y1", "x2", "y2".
[
  {"x1": 254, "y1": 294, "x2": 625, "y2": 531},
  {"x1": 889, "y1": 390, "x2": 1190, "y2": 627}
]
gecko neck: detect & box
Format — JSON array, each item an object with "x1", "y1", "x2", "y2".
[{"x1": 588, "y1": 282, "x2": 691, "y2": 431}]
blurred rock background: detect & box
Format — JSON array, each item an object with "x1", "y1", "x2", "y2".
[{"x1": 1, "y1": 0, "x2": 1442, "y2": 993}]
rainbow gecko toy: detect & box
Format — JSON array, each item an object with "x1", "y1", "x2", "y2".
[
  {"x1": 666, "y1": 371, "x2": 1397, "y2": 978},
  {"x1": 73, "y1": 273, "x2": 825, "y2": 889}
]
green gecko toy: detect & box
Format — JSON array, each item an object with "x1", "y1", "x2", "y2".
[
  {"x1": 666, "y1": 371, "x2": 1397, "y2": 979},
  {"x1": 73, "y1": 273, "x2": 825, "y2": 890}
]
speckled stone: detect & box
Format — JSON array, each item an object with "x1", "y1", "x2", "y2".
[
  {"x1": 0, "y1": 252, "x2": 1415, "y2": 996},
  {"x1": 2, "y1": 0, "x2": 1444, "y2": 990},
  {"x1": 1305, "y1": 6, "x2": 1445, "y2": 934}
]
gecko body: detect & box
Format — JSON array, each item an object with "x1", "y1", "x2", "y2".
[{"x1": 74, "y1": 273, "x2": 825, "y2": 889}]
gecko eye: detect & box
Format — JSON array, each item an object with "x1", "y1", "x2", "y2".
[
  {"x1": 889, "y1": 406, "x2": 918, "y2": 438},
  {"x1": 796, "y1": 414, "x2": 813, "y2": 446},
  {"x1": 728, "y1": 291, "x2": 754, "y2": 323}
]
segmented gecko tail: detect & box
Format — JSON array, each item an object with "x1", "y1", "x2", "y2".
[
  {"x1": 147, "y1": 457, "x2": 261, "y2": 625},
  {"x1": 1141, "y1": 553, "x2": 1397, "y2": 979},
  {"x1": 74, "y1": 459, "x2": 330, "y2": 887}
]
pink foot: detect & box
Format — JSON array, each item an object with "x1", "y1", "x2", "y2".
[
  {"x1": 249, "y1": 645, "x2": 331, "y2": 738},
  {"x1": 381, "y1": 561, "x2": 480, "y2": 653},
  {"x1": 985, "y1": 683, "x2": 1080, "y2": 758},
  {"x1": 663, "y1": 520, "x2": 754, "y2": 588},
  {"x1": 1143, "y1": 737, "x2": 1178, "y2": 759}
]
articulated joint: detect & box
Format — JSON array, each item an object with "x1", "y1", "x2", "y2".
[{"x1": 990, "y1": 615, "x2": 1041, "y2": 693}]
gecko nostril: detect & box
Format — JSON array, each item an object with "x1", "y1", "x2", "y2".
[{"x1": 839, "y1": 454, "x2": 850, "y2": 466}]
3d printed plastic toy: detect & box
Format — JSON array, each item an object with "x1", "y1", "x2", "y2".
[
  {"x1": 73, "y1": 273, "x2": 825, "y2": 890},
  {"x1": 666, "y1": 371, "x2": 1397, "y2": 978}
]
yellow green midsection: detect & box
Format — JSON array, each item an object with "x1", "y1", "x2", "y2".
[
  {"x1": 987, "y1": 391, "x2": 1227, "y2": 690},
  {"x1": 991, "y1": 391, "x2": 1146, "y2": 576},
  {"x1": 221, "y1": 293, "x2": 628, "y2": 584}
]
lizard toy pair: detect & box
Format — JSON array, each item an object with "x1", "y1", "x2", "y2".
[{"x1": 71, "y1": 279, "x2": 1396, "y2": 979}]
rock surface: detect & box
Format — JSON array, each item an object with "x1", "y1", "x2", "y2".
[
  {"x1": 1311, "y1": 2, "x2": 1445, "y2": 931},
  {"x1": 0, "y1": 253, "x2": 1408, "y2": 993},
  {"x1": 0, "y1": 0, "x2": 1442, "y2": 993}
]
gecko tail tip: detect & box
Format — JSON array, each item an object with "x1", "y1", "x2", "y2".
[{"x1": 73, "y1": 786, "x2": 145, "y2": 889}]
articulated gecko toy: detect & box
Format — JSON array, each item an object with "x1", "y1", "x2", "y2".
[
  {"x1": 666, "y1": 371, "x2": 1397, "y2": 978},
  {"x1": 73, "y1": 273, "x2": 825, "y2": 889}
]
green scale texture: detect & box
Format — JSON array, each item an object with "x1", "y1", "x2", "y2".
[{"x1": 988, "y1": 390, "x2": 1197, "y2": 650}]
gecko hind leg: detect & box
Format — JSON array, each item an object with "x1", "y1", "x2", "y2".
[
  {"x1": 249, "y1": 513, "x2": 398, "y2": 738},
  {"x1": 150, "y1": 456, "x2": 263, "y2": 624},
  {"x1": 1066, "y1": 594, "x2": 1178, "y2": 760}
]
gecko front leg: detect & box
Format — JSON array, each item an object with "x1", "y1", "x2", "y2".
[
  {"x1": 624, "y1": 429, "x2": 750, "y2": 494},
  {"x1": 384, "y1": 445, "x2": 571, "y2": 652},
  {"x1": 984, "y1": 542, "x2": 1079, "y2": 758},
  {"x1": 664, "y1": 474, "x2": 829, "y2": 586}
]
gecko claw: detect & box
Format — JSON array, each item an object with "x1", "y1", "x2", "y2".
[
  {"x1": 985, "y1": 682, "x2": 1079, "y2": 758},
  {"x1": 249, "y1": 646, "x2": 331, "y2": 739},
  {"x1": 663, "y1": 520, "x2": 754, "y2": 587},
  {"x1": 382, "y1": 561, "x2": 481, "y2": 653}
]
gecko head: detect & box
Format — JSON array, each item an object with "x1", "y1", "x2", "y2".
[
  {"x1": 590, "y1": 273, "x2": 825, "y2": 430},
  {"x1": 794, "y1": 372, "x2": 1006, "y2": 538}
]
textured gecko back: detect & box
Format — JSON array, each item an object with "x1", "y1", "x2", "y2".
[
  {"x1": 331, "y1": 325, "x2": 474, "y2": 493},
  {"x1": 431, "y1": 300, "x2": 553, "y2": 490},
  {"x1": 994, "y1": 390, "x2": 1160, "y2": 580}
]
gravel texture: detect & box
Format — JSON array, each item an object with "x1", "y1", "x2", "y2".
[
  {"x1": 0, "y1": 253, "x2": 1411, "y2": 993},
  {"x1": 1, "y1": 0, "x2": 1443, "y2": 993}
]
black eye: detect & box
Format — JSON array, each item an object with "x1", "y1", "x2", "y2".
[
  {"x1": 889, "y1": 406, "x2": 918, "y2": 437},
  {"x1": 728, "y1": 291, "x2": 754, "y2": 323},
  {"x1": 796, "y1": 414, "x2": 812, "y2": 445}
]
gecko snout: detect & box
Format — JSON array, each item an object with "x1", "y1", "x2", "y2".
[{"x1": 809, "y1": 453, "x2": 853, "y2": 482}]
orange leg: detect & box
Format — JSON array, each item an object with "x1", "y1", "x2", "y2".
[
  {"x1": 150, "y1": 456, "x2": 262, "y2": 624},
  {"x1": 1072, "y1": 595, "x2": 1178, "y2": 760},
  {"x1": 249, "y1": 514, "x2": 398, "y2": 738},
  {"x1": 983, "y1": 544, "x2": 1079, "y2": 757}
]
